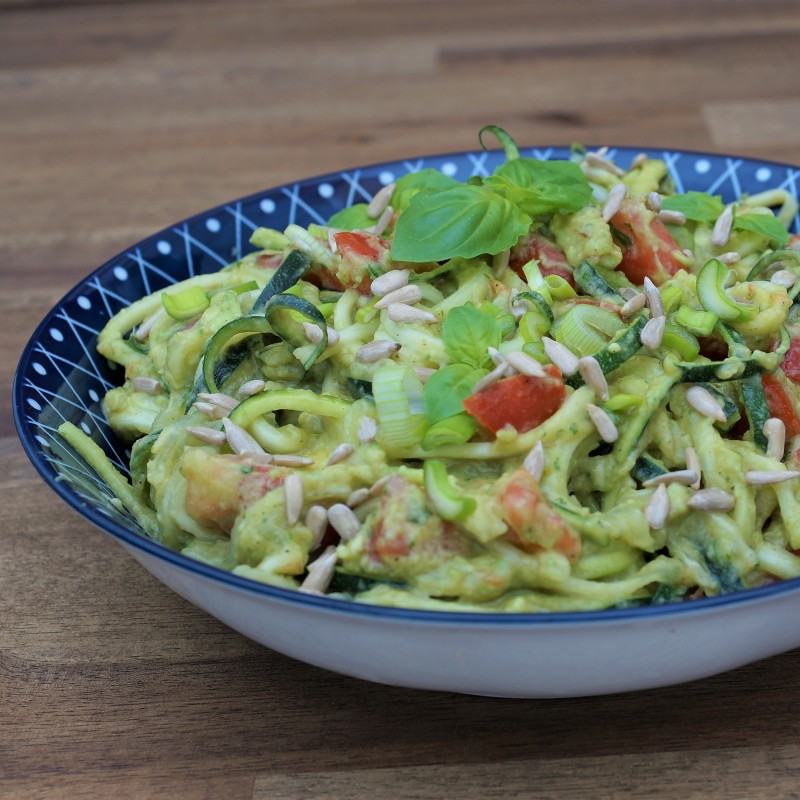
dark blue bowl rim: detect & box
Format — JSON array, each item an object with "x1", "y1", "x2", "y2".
[{"x1": 13, "y1": 143, "x2": 800, "y2": 627}]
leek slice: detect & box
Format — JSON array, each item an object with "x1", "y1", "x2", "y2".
[{"x1": 372, "y1": 363, "x2": 427, "y2": 450}]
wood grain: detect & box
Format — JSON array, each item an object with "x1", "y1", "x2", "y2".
[{"x1": 3, "y1": 1, "x2": 800, "y2": 797}]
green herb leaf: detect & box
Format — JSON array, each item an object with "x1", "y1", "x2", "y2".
[
  {"x1": 479, "y1": 125, "x2": 520, "y2": 161},
  {"x1": 443, "y1": 304, "x2": 501, "y2": 369},
  {"x1": 390, "y1": 169, "x2": 461, "y2": 213},
  {"x1": 483, "y1": 158, "x2": 592, "y2": 218},
  {"x1": 423, "y1": 364, "x2": 484, "y2": 424},
  {"x1": 660, "y1": 191, "x2": 725, "y2": 222},
  {"x1": 327, "y1": 203, "x2": 374, "y2": 231},
  {"x1": 733, "y1": 212, "x2": 789, "y2": 247},
  {"x1": 390, "y1": 184, "x2": 530, "y2": 262}
]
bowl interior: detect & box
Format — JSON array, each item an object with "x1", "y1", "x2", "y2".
[{"x1": 14, "y1": 144, "x2": 800, "y2": 617}]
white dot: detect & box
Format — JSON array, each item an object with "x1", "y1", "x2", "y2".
[
  {"x1": 260, "y1": 198, "x2": 276, "y2": 214},
  {"x1": 89, "y1": 389, "x2": 100, "y2": 402},
  {"x1": 205, "y1": 218, "x2": 221, "y2": 233},
  {"x1": 27, "y1": 398, "x2": 42, "y2": 411},
  {"x1": 318, "y1": 183, "x2": 334, "y2": 199},
  {"x1": 694, "y1": 159, "x2": 711, "y2": 174},
  {"x1": 49, "y1": 328, "x2": 64, "y2": 342},
  {"x1": 113, "y1": 266, "x2": 128, "y2": 281},
  {"x1": 156, "y1": 240, "x2": 172, "y2": 255},
  {"x1": 379, "y1": 171, "x2": 395, "y2": 185},
  {"x1": 756, "y1": 167, "x2": 772, "y2": 183},
  {"x1": 32, "y1": 362, "x2": 46, "y2": 375},
  {"x1": 441, "y1": 162, "x2": 458, "y2": 177},
  {"x1": 77, "y1": 296, "x2": 92, "y2": 310},
  {"x1": 80, "y1": 422, "x2": 91, "y2": 435},
  {"x1": 35, "y1": 435, "x2": 49, "y2": 449}
]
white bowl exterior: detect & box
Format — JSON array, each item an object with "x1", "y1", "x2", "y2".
[{"x1": 125, "y1": 544, "x2": 800, "y2": 698}]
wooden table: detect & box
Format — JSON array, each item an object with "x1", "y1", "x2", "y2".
[{"x1": 4, "y1": 1, "x2": 800, "y2": 797}]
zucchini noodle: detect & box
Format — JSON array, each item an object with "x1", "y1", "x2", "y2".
[{"x1": 60, "y1": 129, "x2": 800, "y2": 612}]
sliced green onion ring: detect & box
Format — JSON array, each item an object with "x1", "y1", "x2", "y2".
[
  {"x1": 372, "y1": 363, "x2": 427, "y2": 450},
  {"x1": 424, "y1": 459, "x2": 477, "y2": 521},
  {"x1": 696, "y1": 258, "x2": 756, "y2": 321},
  {"x1": 161, "y1": 285, "x2": 210, "y2": 321},
  {"x1": 553, "y1": 304, "x2": 623, "y2": 357},
  {"x1": 421, "y1": 412, "x2": 477, "y2": 450},
  {"x1": 674, "y1": 305, "x2": 718, "y2": 337}
]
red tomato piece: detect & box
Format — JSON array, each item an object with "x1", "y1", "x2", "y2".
[
  {"x1": 306, "y1": 231, "x2": 391, "y2": 294},
  {"x1": 462, "y1": 366, "x2": 566, "y2": 435},
  {"x1": 510, "y1": 233, "x2": 576, "y2": 287},
  {"x1": 781, "y1": 337, "x2": 800, "y2": 383},
  {"x1": 498, "y1": 468, "x2": 581, "y2": 560},
  {"x1": 610, "y1": 198, "x2": 684, "y2": 286},
  {"x1": 762, "y1": 374, "x2": 800, "y2": 437}
]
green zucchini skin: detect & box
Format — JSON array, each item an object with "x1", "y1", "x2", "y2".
[
  {"x1": 740, "y1": 374, "x2": 770, "y2": 452},
  {"x1": 631, "y1": 454, "x2": 668, "y2": 483},
  {"x1": 566, "y1": 316, "x2": 647, "y2": 388},
  {"x1": 573, "y1": 261, "x2": 623, "y2": 304},
  {"x1": 698, "y1": 382, "x2": 740, "y2": 430}
]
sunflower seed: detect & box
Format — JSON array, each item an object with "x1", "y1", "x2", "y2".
[
  {"x1": 602, "y1": 183, "x2": 627, "y2": 222},
  {"x1": 542, "y1": 337, "x2": 579, "y2": 376},
  {"x1": 327, "y1": 503, "x2": 362, "y2": 541},
  {"x1": 631, "y1": 152, "x2": 648, "y2": 169},
  {"x1": 197, "y1": 392, "x2": 238, "y2": 412},
  {"x1": 586, "y1": 403, "x2": 618, "y2": 443},
  {"x1": 371, "y1": 269, "x2": 410, "y2": 297},
  {"x1": 302, "y1": 321, "x2": 340, "y2": 346},
  {"x1": 771, "y1": 270, "x2": 797, "y2": 289},
  {"x1": 413, "y1": 367, "x2": 436, "y2": 384},
  {"x1": 717, "y1": 251, "x2": 741, "y2": 265},
  {"x1": 193, "y1": 401, "x2": 229, "y2": 420},
  {"x1": 347, "y1": 488, "x2": 370, "y2": 508},
  {"x1": 284, "y1": 473, "x2": 304, "y2": 526},
  {"x1": 505, "y1": 350, "x2": 546, "y2": 378},
  {"x1": 370, "y1": 205, "x2": 394, "y2": 237},
  {"x1": 711, "y1": 205, "x2": 734, "y2": 247},
  {"x1": 387, "y1": 303, "x2": 438, "y2": 324},
  {"x1": 367, "y1": 182, "x2": 396, "y2": 218},
  {"x1": 222, "y1": 417, "x2": 265, "y2": 455},
  {"x1": 374, "y1": 284, "x2": 422, "y2": 309},
  {"x1": 620, "y1": 292, "x2": 647, "y2": 318},
  {"x1": 299, "y1": 546, "x2": 338, "y2": 595},
  {"x1": 685, "y1": 446, "x2": 702, "y2": 489},
  {"x1": 643, "y1": 277, "x2": 664, "y2": 318},
  {"x1": 132, "y1": 376, "x2": 162, "y2": 395},
  {"x1": 585, "y1": 152, "x2": 625, "y2": 176},
  {"x1": 618, "y1": 287, "x2": 640, "y2": 301},
  {"x1": 368, "y1": 475, "x2": 391, "y2": 497},
  {"x1": 763, "y1": 417, "x2": 786, "y2": 461},
  {"x1": 472, "y1": 361, "x2": 511, "y2": 394},
  {"x1": 523, "y1": 441, "x2": 545, "y2": 481},
  {"x1": 487, "y1": 346, "x2": 506, "y2": 367},
  {"x1": 646, "y1": 484, "x2": 670, "y2": 529},
  {"x1": 327, "y1": 228, "x2": 341, "y2": 252},
  {"x1": 186, "y1": 425, "x2": 227, "y2": 446},
  {"x1": 643, "y1": 469, "x2": 699, "y2": 488},
  {"x1": 688, "y1": 488, "x2": 735, "y2": 511},
  {"x1": 355, "y1": 340, "x2": 401, "y2": 363},
  {"x1": 134, "y1": 309, "x2": 165, "y2": 342},
  {"x1": 657, "y1": 209, "x2": 686, "y2": 226},
  {"x1": 745, "y1": 470, "x2": 800, "y2": 485},
  {"x1": 238, "y1": 379, "x2": 266, "y2": 398},
  {"x1": 327, "y1": 443, "x2": 354, "y2": 466},
  {"x1": 640, "y1": 315, "x2": 666, "y2": 350},
  {"x1": 357, "y1": 416, "x2": 378, "y2": 444},
  {"x1": 645, "y1": 191, "x2": 662, "y2": 212},
  {"x1": 272, "y1": 454, "x2": 314, "y2": 467},
  {"x1": 578, "y1": 356, "x2": 609, "y2": 401},
  {"x1": 305, "y1": 505, "x2": 329, "y2": 548},
  {"x1": 686, "y1": 385, "x2": 727, "y2": 423}
]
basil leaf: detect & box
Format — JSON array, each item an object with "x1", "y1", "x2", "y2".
[
  {"x1": 443, "y1": 304, "x2": 501, "y2": 369},
  {"x1": 423, "y1": 364, "x2": 484, "y2": 424},
  {"x1": 390, "y1": 184, "x2": 530, "y2": 262},
  {"x1": 733, "y1": 212, "x2": 789, "y2": 247},
  {"x1": 661, "y1": 191, "x2": 725, "y2": 223},
  {"x1": 328, "y1": 203, "x2": 373, "y2": 231},
  {"x1": 390, "y1": 169, "x2": 461, "y2": 213},
  {"x1": 483, "y1": 158, "x2": 592, "y2": 217},
  {"x1": 479, "y1": 125, "x2": 520, "y2": 161}
]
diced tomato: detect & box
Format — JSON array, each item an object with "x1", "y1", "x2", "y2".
[
  {"x1": 762, "y1": 374, "x2": 800, "y2": 437},
  {"x1": 510, "y1": 233, "x2": 576, "y2": 287},
  {"x1": 610, "y1": 198, "x2": 684, "y2": 286},
  {"x1": 462, "y1": 366, "x2": 566, "y2": 435},
  {"x1": 498, "y1": 468, "x2": 581, "y2": 561},
  {"x1": 781, "y1": 337, "x2": 800, "y2": 383}
]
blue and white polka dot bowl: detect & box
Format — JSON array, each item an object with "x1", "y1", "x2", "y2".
[{"x1": 13, "y1": 147, "x2": 800, "y2": 697}]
